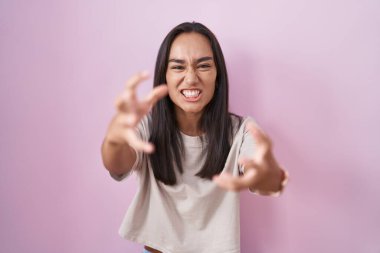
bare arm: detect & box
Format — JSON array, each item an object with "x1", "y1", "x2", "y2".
[{"x1": 101, "y1": 116, "x2": 137, "y2": 177}]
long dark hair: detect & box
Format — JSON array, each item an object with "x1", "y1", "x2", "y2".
[{"x1": 149, "y1": 22, "x2": 240, "y2": 185}]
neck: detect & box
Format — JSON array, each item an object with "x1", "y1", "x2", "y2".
[{"x1": 175, "y1": 109, "x2": 203, "y2": 136}]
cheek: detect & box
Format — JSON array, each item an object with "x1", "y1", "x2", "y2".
[
  {"x1": 207, "y1": 85, "x2": 216, "y2": 101},
  {"x1": 165, "y1": 73, "x2": 175, "y2": 92},
  {"x1": 167, "y1": 84, "x2": 177, "y2": 100},
  {"x1": 204, "y1": 74, "x2": 217, "y2": 96},
  {"x1": 166, "y1": 71, "x2": 180, "y2": 85},
  {"x1": 166, "y1": 72, "x2": 184, "y2": 99},
  {"x1": 166, "y1": 81, "x2": 179, "y2": 103}
]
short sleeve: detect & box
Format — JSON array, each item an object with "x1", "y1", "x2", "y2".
[{"x1": 238, "y1": 117, "x2": 257, "y2": 168}]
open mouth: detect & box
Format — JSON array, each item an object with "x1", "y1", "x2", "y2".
[{"x1": 181, "y1": 89, "x2": 201, "y2": 98}]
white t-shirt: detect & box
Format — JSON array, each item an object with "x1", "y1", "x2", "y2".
[{"x1": 111, "y1": 115, "x2": 256, "y2": 253}]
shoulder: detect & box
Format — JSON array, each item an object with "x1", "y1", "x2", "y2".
[
  {"x1": 229, "y1": 113, "x2": 256, "y2": 134},
  {"x1": 229, "y1": 113, "x2": 242, "y2": 134},
  {"x1": 229, "y1": 114, "x2": 258, "y2": 146}
]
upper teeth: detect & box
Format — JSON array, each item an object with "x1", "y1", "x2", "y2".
[{"x1": 182, "y1": 90, "x2": 200, "y2": 98}]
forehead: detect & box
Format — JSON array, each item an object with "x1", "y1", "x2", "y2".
[{"x1": 169, "y1": 32, "x2": 213, "y2": 59}]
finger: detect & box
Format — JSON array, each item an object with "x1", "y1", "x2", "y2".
[
  {"x1": 238, "y1": 157, "x2": 259, "y2": 170},
  {"x1": 124, "y1": 128, "x2": 154, "y2": 153},
  {"x1": 115, "y1": 88, "x2": 138, "y2": 113},
  {"x1": 213, "y1": 172, "x2": 254, "y2": 191},
  {"x1": 246, "y1": 122, "x2": 265, "y2": 141},
  {"x1": 115, "y1": 94, "x2": 125, "y2": 111},
  {"x1": 118, "y1": 113, "x2": 139, "y2": 127},
  {"x1": 241, "y1": 168, "x2": 261, "y2": 187},
  {"x1": 125, "y1": 71, "x2": 150, "y2": 91},
  {"x1": 239, "y1": 169, "x2": 257, "y2": 186},
  {"x1": 113, "y1": 111, "x2": 139, "y2": 128},
  {"x1": 246, "y1": 122, "x2": 272, "y2": 152},
  {"x1": 143, "y1": 84, "x2": 168, "y2": 107},
  {"x1": 137, "y1": 85, "x2": 168, "y2": 117}
]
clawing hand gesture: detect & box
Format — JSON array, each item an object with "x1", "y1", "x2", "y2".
[
  {"x1": 213, "y1": 122, "x2": 284, "y2": 193},
  {"x1": 106, "y1": 71, "x2": 168, "y2": 153}
]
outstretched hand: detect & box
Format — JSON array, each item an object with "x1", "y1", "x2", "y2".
[
  {"x1": 213, "y1": 122, "x2": 283, "y2": 192},
  {"x1": 106, "y1": 71, "x2": 168, "y2": 153}
]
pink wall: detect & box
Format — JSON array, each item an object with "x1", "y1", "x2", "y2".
[{"x1": 1, "y1": 0, "x2": 379, "y2": 252}]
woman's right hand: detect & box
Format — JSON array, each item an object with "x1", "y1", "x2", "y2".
[{"x1": 105, "y1": 71, "x2": 168, "y2": 153}]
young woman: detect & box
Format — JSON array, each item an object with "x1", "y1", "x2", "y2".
[{"x1": 101, "y1": 22, "x2": 288, "y2": 253}]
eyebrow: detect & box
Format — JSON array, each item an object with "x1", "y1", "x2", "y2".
[{"x1": 168, "y1": 56, "x2": 213, "y2": 64}]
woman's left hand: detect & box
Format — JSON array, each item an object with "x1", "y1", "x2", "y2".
[{"x1": 213, "y1": 122, "x2": 284, "y2": 192}]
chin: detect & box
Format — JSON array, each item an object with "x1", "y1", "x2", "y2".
[{"x1": 177, "y1": 105, "x2": 205, "y2": 115}]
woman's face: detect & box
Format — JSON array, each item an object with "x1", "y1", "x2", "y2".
[{"x1": 166, "y1": 32, "x2": 217, "y2": 117}]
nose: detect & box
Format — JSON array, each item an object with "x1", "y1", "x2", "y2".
[{"x1": 185, "y1": 69, "x2": 199, "y2": 85}]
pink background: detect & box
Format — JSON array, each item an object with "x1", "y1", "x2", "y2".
[{"x1": 1, "y1": 0, "x2": 379, "y2": 252}]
